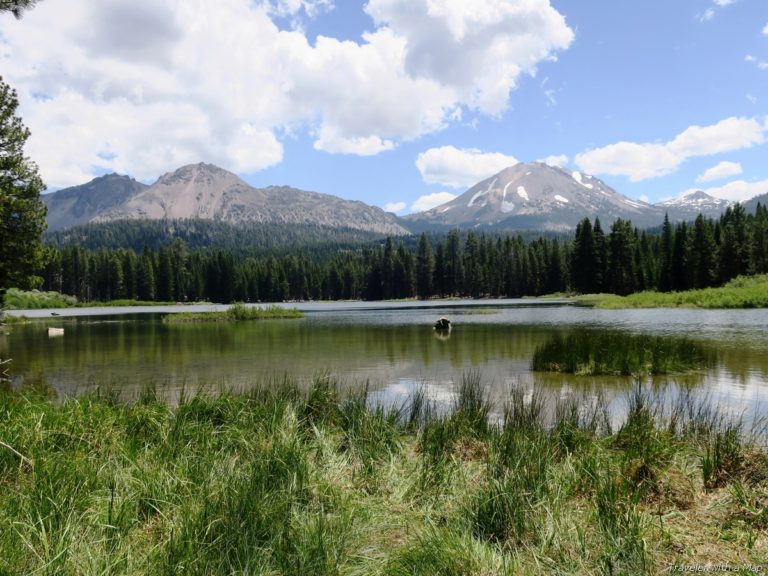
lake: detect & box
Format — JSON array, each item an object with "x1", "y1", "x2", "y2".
[{"x1": 3, "y1": 300, "x2": 768, "y2": 424}]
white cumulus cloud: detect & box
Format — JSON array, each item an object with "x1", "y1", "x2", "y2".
[
  {"x1": 668, "y1": 118, "x2": 765, "y2": 157},
  {"x1": 266, "y1": 0, "x2": 334, "y2": 18},
  {"x1": 683, "y1": 179, "x2": 768, "y2": 202},
  {"x1": 763, "y1": 23, "x2": 768, "y2": 35},
  {"x1": 411, "y1": 192, "x2": 458, "y2": 212},
  {"x1": 366, "y1": 0, "x2": 574, "y2": 115},
  {"x1": 383, "y1": 201, "x2": 406, "y2": 213},
  {"x1": 575, "y1": 142, "x2": 680, "y2": 182},
  {"x1": 539, "y1": 154, "x2": 569, "y2": 167},
  {"x1": 416, "y1": 146, "x2": 518, "y2": 188},
  {"x1": 0, "y1": 0, "x2": 573, "y2": 188},
  {"x1": 696, "y1": 161, "x2": 743, "y2": 183},
  {"x1": 575, "y1": 116, "x2": 767, "y2": 181}
]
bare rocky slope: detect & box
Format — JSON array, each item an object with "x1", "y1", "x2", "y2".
[
  {"x1": 44, "y1": 163, "x2": 409, "y2": 235},
  {"x1": 43, "y1": 173, "x2": 149, "y2": 232}
]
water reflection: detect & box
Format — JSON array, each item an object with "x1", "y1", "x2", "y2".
[{"x1": 2, "y1": 305, "x2": 767, "y2": 423}]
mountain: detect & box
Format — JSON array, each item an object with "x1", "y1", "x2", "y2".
[
  {"x1": 656, "y1": 190, "x2": 731, "y2": 221},
  {"x1": 744, "y1": 191, "x2": 768, "y2": 214},
  {"x1": 43, "y1": 163, "x2": 408, "y2": 236},
  {"x1": 43, "y1": 173, "x2": 149, "y2": 232},
  {"x1": 405, "y1": 162, "x2": 666, "y2": 231},
  {"x1": 405, "y1": 162, "x2": 740, "y2": 231}
]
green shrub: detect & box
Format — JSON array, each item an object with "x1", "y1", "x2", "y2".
[{"x1": 3, "y1": 288, "x2": 77, "y2": 310}]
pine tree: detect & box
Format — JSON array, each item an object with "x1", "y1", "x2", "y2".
[
  {"x1": 0, "y1": 1, "x2": 40, "y2": 18},
  {"x1": 688, "y1": 215, "x2": 716, "y2": 289},
  {"x1": 659, "y1": 213, "x2": 673, "y2": 292},
  {"x1": 671, "y1": 221, "x2": 688, "y2": 291},
  {"x1": 444, "y1": 230, "x2": 463, "y2": 296},
  {"x1": 0, "y1": 76, "x2": 47, "y2": 303},
  {"x1": 593, "y1": 218, "x2": 608, "y2": 292},
  {"x1": 718, "y1": 204, "x2": 750, "y2": 283},
  {"x1": 751, "y1": 203, "x2": 768, "y2": 274},
  {"x1": 415, "y1": 233, "x2": 434, "y2": 299},
  {"x1": 571, "y1": 218, "x2": 596, "y2": 293},
  {"x1": 137, "y1": 251, "x2": 156, "y2": 301},
  {"x1": 608, "y1": 219, "x2": 637, "y2": 295}
]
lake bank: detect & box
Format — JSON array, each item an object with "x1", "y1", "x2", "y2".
[
  {"x1": 1, "y1": 377, "x2": 766, "y2": 575},
  {"x1": 576, "y1": 274, "x2": 768, "y2": 309}
]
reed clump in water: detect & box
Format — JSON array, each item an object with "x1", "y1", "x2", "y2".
[
  {"x1": 531, "y1": 331, "x2": 715, "y2": 376},
  {"x1": 0, "y1": 376, "x2": 765, "y2": 575},
  {"x1": 163, "y1": 302, "x2": 304, "y2": 323}
]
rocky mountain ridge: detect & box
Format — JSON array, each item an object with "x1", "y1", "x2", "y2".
[
  {"x1": 43, "y1": 161, "x2": 757, "y2": 237},
  {"x1": 44, "y1": 163, "x2": 409, "y2": 236}
]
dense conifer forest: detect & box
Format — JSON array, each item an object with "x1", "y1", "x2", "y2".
[{"x1": 38, "y1": 204, "x2": 768, "y2": 303}]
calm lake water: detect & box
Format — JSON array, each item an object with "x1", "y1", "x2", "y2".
[{"x1": 3, "y1": 300, "x2": 768, "y2": 424}]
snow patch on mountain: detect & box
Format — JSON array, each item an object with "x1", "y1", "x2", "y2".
[
  {"x1": 468, "y1": 178, "x2": 496, "y2": 207},
  {"x1": 573, "y1": 171, "x2": 596, "y2": 190},
  {"x1": 554, "y1": 195, "x2": 569, "y2": 203},
  {"x1": 501, "y1": 200, "x2": 515, "y2": 213},
  {"x1": 623, "y1": 198, "x2": 644, "y2": 208},
  {"x1": 517, "y1": 186, "x2": 529, "y2": 201}
]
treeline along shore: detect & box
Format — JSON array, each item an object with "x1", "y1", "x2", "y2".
[{"x1": 32, "y1": 203, "x2": 768, "y2": 304}]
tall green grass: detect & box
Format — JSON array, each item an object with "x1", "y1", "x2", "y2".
[
  {"x1": 531, "y1": 331, "x2": 715, "y2": 376},
  {"x1": 163, "y1": 302, "x2": 304, "y2": 323},
  {"x1": 0, "y1": 376, "x2": 766, "y2": 575},
  {"x1": 3, "y1": 288, "x2": 78, "y2": 310},
  {"x1": 581, "y1": 274, "x2": 768, "y2": 309}
]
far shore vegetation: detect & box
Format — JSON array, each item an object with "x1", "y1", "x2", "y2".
[
  {"x1": 5, "y1": 273, "x2": 768, "y2": 316},
  {"x1": 162, "y1": 302, "x2": 304, "y2": 323},
  {"x1": 2, "y1": 288, "x2": 182, "y2": 311},
  {"x1": 0, "y1": 375, "x2": 766, "y2": 574},
  {"x1": 577, "y1": 274, "x2": 768, "y2": 309}
]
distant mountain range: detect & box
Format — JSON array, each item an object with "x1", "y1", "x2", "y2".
[
  {"x1": 744, "y1": 191, "x2": 768, "y2": 214},
  {"x1": 43, "y1": 163, "x2": 409, "y2": 236},
  {"x1": 405, "y1": 162, "x2": 735, "y2": 231},
  {"x1": 43, "y1": 161, "x2": 764, "y2": 237}
]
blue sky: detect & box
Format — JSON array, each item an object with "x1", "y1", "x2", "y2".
[{"x1": 1, "y1": 0, "x2": 767, "y2": 212}]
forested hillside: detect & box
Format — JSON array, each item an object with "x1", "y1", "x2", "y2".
[
  {"x1": 45, "y1": 219, "x2": 389, "y2": 254},
  {"x1": 37, "y1": 204, "x2": 768, "y2": 303}
]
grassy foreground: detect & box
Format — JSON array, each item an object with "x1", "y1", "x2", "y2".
[
  {"x1": 579, "y1": 274, "x2": 768, "y2": 309},
  {"x1": 1, "y1": 376, "x2": 766, "y2": 575},
  {"x1": 163, "y1": 303, "x2": 304, "y2": 323}
]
